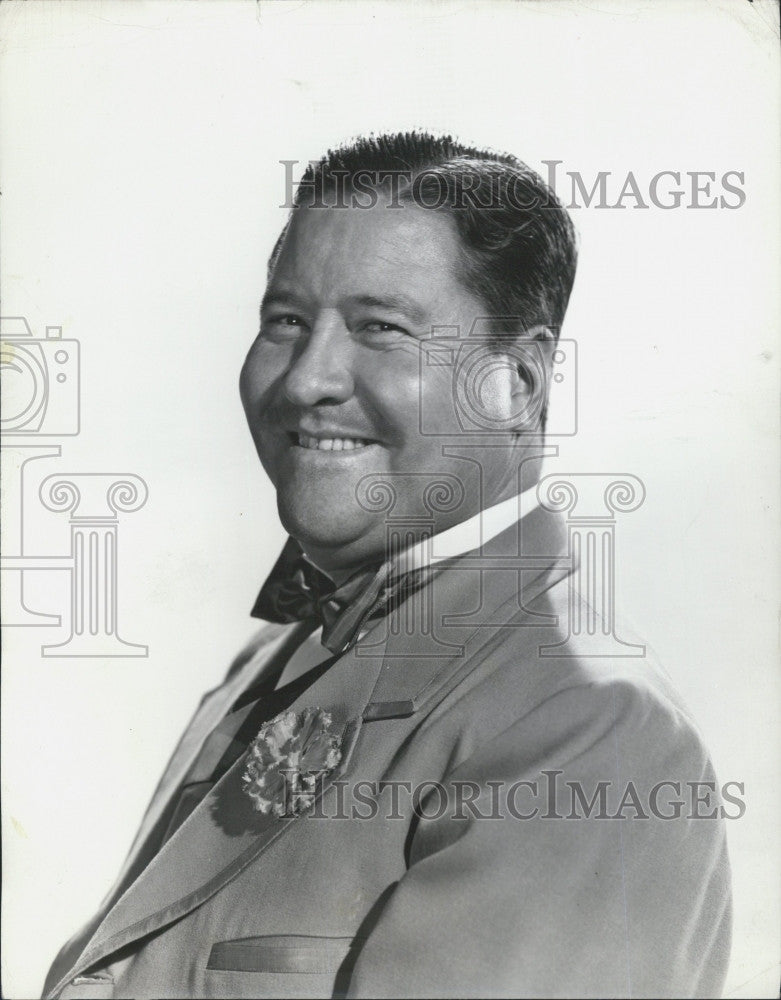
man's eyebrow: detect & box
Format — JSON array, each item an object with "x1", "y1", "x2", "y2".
[
  {"x1": 260, "y1": 289, "x2": 300, "y2": 312},
  {"x1": 347, "y1": 294, "x2": 429, "y2": 325}
]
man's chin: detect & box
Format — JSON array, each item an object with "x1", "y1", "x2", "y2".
[{"x1": 277, "y1": 501, "x2": 383, "y2": 570}]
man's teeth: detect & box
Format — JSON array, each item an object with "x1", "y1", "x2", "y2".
[{"x1": 297, "y1": 434, "x2": 372, "y2": 451}]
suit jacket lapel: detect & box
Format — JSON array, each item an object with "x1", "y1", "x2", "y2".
[
  {"x1": 102, "y1": 624, "x2": 303, "y2": 906},
  {"x1": 364, "y1": 506, "x2": 571, "y2": 718},
  {"x1": 51, "y1": 633, "x2": 388, "y2": 997}
]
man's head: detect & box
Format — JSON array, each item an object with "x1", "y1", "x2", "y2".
[{"x1": 240, "y1": 132, "x2": 577, "y2": 577}]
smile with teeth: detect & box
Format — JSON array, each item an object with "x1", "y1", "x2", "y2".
[{"x1": 297, "y1": 433, "x2": 374, "y2": 451}]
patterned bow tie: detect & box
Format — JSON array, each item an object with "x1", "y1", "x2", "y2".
[{"x1": 251, "y1": 536, "x2": 434, "y2": 654}]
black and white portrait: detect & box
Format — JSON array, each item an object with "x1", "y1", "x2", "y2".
[{"x1": 1, "y1": 2, "x2": 778, "y2": 998}]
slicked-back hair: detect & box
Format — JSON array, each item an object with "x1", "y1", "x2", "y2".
[{"x1": 270, "y1": 131, "x2": 578, "y2": 338}]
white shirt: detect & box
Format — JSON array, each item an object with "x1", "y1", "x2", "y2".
[{"x1": 396, "y1": 484, "x2": 540, "y2": 574}]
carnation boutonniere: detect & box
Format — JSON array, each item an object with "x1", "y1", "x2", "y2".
[{"x1": 242, "y1": 707, "x2": 343, "y2": 818}]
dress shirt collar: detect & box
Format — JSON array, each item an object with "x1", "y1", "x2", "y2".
[{"x1": 391, "y1": 484, "x2": 540, "y2": 575}]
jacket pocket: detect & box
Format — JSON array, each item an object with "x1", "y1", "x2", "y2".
[
  {"x1": 206, "y1": 934, "x2": 363, "y2": 975},
  {"x1": 58, "y1": 973, "x2": 115, "y2": 999}
]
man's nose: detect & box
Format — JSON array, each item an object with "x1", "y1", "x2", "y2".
[{"x1": 283, "y1": 316, "x2": 355, "y2": 407}]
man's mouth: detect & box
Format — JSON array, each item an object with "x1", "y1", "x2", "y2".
[{"x1": 295, "y1": 433, "x2": 375, "y2": 452}]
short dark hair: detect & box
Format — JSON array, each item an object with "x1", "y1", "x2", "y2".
[{"x1": 271, "y1": 131, "x2": 578, "y2": 336}]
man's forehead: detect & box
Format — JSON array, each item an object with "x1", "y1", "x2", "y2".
[{"x1": 272, "y1": 204, "x2": 462, "y2": 290}]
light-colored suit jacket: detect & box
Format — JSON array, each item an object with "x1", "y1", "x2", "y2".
[{"x1": 44, "y1": 508, "x2": 731, "y2": 999}]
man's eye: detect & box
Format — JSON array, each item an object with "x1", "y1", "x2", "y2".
[
  {"x1": 261, "y1": 314, "x2": 307, "y2": 339},
  {"x1": 362, "y1": 321, "x2": 406, "y2": 335}
]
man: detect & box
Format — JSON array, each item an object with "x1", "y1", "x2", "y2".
[{"x1": 44, "y1": 133, "x2": 731, "y2": 999}]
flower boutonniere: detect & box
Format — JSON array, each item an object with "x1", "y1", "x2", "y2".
[{"x1": 242, "y1": 707, "x2": 343, "y2": 818}]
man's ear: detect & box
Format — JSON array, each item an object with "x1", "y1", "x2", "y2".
[{"x1": 509, "y1": 325, "x2": 557, "y2": 431}]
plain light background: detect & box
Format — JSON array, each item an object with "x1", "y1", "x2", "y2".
[{"x1": 1, "y1": 1, "x2": 779, "y2": 996}]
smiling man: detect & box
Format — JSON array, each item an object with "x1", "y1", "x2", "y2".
[
  {"x1": 242, "y1": 184, "x2": 549, "y2": 575},
  {"x1": 44, "y1": 133, "x2": 731, "y2": 1000}
]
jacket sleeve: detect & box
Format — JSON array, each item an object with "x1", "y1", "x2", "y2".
[{"x1": 345, "y1": 676, "x2": 732, "y2": 999}]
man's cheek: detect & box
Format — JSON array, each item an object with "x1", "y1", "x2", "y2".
[
  {"x1": 418, "y1": 368, "x2": 459, "y2": 436},
  {"x1": 243, "y1": 341, "x2": 290, "y2": 395}
]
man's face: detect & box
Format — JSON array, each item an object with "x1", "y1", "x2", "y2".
[{"x1": 240, "y1": 203, "x2": 533, "y2": 575}]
